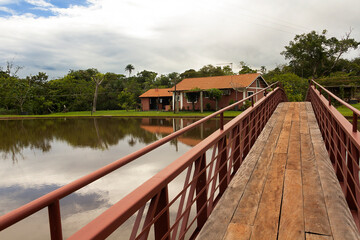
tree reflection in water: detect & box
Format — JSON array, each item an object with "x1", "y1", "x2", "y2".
[
  {"x1": 0, "y1": 117, "x2": 228, "y2": 163},
  {"x1": 0, "y1": 116, "x2": 229, "y2": 239}
]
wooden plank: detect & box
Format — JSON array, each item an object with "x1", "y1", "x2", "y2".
[
  {"x1": 301, "y1": 133, "x2": 332, "y2": 236},
  {"x1": 251, "y1": 153, "x2": 287, "y2": 240},
  {"x1": 230, "y1": 105, "x2": 288, "y2": 226},
  {"x1": 307, "y1": 105, "x2": 360, "y2": 240},
  {"x1": 197, "y1": 104, "x2": 286, "y2": 240},
  {"x1": 287, "y1": 119, "x2": 301, "y2": 170},
  {"x1": 312, "y1": 141, "x2": 360, "y2": 240},
  {"x1": 230, "y1": 140, "x2": 277, "y2": 225},
  {"x1": 223, "y1": 223, "x2": 252, "y2": 240},
  {"x1": 300, "y1": 102, "x2": 309, "y2": 134},
  {"x1": 306, "y1": 233, "x2": 333, "y2": 240},
  {"x1": 278, "y1": 169, "x2": 305, "y2": 240}
]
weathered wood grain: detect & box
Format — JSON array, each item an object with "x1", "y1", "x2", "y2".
[
  {"x1": 223, "y1": 223, "x2": 252, "y2": 240},
  {"x1": 301, "y1": 133, "x2": 332, "y2": 236},
  {"x1": 251, "y1": 153, "x2": 287, "y2": 240},
  {"x1": 278, "y1": 169, "x2": 305, "y2": 240}
]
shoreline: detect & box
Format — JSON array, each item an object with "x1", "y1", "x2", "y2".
[{"x1": 0, "y1": 112, "x2": 240, "y2": 120}]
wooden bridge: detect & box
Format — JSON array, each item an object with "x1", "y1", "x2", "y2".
[
  {"x1": 1, "y1": 81, "x2": 360, "y2": 240},
  {"x1": 198, "y1": 102, "x2": 359, "y2": 240}
]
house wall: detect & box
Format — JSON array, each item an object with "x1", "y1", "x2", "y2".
[
  {"x1": 141, "y1": 98, "x2": 150, "y2": 111},
  {"x1": 247, "y1": 77, "x2": 268, "y2": 102},
  {"x1": 180, "y1": 78, "x2": 268, "y2": 111},
  {"x1": 181, "y1": 89, "x2": 246, "y2": 111}
]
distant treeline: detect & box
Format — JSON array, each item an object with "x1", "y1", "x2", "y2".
[{"x1": 0, "y1": 30, "x2": 359, "y2": 114}]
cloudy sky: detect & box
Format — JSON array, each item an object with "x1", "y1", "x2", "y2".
[{"x1": 0, "y1": 0, "x2": 359, "y2": 79}]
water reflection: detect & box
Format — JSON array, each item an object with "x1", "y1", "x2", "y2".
[{"x1": 0, "y1": 117, "x2": 227, "y2": 239}]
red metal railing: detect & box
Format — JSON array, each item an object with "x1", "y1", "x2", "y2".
[
  {"x1": 307, "y1": 80, "x2": 360, "y2": 230},
  {"x1": 0, "y1": 83, "x2": 287, "y2": 239}
]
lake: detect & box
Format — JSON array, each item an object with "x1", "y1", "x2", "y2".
[{"x1": 0, "y1": 117, "x2": 227, "y2": 239}]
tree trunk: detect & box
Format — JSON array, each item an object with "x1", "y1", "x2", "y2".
[{"x1": 92, "y1": 84, "x2": 99, "y2": 112}]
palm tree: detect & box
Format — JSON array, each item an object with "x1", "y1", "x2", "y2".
[{"x1": 125, "y1": 64, "x2": 135, "y2": 77}]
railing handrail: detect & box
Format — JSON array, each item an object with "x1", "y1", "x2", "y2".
[
  {"x1": 0, "y1": 82, "x2": 279, "y2": 231},
  {"x1": 308, "y1": 80, "x2": 360, "y2": 231},
  {"x1": 311, "y1": 79, "x2": 360, "y2": 116},
  {"x1": 311, "y1": 79, "x2": 360, "y2": 132}
]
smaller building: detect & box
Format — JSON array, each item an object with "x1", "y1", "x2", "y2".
[{"x1": 139, "y1": 88, "x2": 172, "y2": 111}]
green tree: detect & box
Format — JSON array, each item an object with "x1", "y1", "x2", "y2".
[
  {"x1": 12, "y1": 78, "x2": 31, "y2": 113},
  {"x1": 281, "y1": 30, "x2": 359, "y2": 78},
  {"x1": 92, "y1": 72, "x2": 105, "y2": 113},
  {"x1": 125, "y1": 64, "x2": 135, "y2": 77},
  {"x1": 118, "y1": 89, "x2": 137, "y2": 110},
  {"x1": 207, "y1": 88, "x2": 223, "y2": 110},
  {"x1": 239, "y1": 61, "x2": 257, "y2": 74},
  {"x1": 270, "y1": 73, "x2": 308, "y2": 101},
  {"x1": 136, "y1": 70, "x2": 158, "y2": 90},
  {"x1": 180, "y1": 69, "x2": 198, "y2": 79}
]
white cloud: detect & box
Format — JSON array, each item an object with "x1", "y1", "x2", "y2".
[
  {"x1": 25, "y1": 0, "x2": 53, "y2": 8},
  {"x1": 0, "y1": 6, "x2": 16, "y2": 14},
  {"x1": 0, "y1": 0, "x2": 359, "y2": 78}
]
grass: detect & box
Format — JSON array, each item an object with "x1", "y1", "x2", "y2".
[
  {"x1": 336, "y1": 103, "x2": 360, "y2": 117},
  {"x1": 0, "y1": 109, "x2": 243, "y2": 119}
]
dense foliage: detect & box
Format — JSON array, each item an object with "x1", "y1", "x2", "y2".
[{"x1": 0, "y1": 29, "x2": 359, "y2": 114}]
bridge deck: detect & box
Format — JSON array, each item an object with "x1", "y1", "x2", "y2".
[{"x1": 197, "y1": 102, "x2": 360, "y2": 240}]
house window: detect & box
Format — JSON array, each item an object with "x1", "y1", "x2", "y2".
[
  {"x1": 185, "y1": 92, "x2": 198, "y2": 103},
  {"x1": 256, "y1": 79, "x2": 260, "y2": 88},
  {"x1": 159, "y1": 98, "x2": 163, "y2": 103},
  {"x1": 222, "y1": 89, "x2": 231, "y2": 96},
  {"x1": 247, "y1": 91, "x2": 254, "y2": 97}
]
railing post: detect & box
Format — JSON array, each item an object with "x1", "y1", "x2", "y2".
[
  {"x1": 353, "y1": 113, "x2": 358, "y2": 132},
  {"x1": 251, "y1": 96, "x2": 254, "y2": 107},
  {"x1": 154, "y1": 187, "x2": 170, "y2": 240},
  {"x1": 328, "y1": 94, "x2": 331, "y2": 106},
  {"x1": 195, "y1": 153, "x2": 208, "y2": 230},
  {"x1": 217, "y1": 137, "x2": 228, "y2": 195},
  {"x1": 220, "y1": 112, "x2": 224, "y2": 130},
  {"x1": 48, "y1": 200, "x2": 63, "y2": 240}
]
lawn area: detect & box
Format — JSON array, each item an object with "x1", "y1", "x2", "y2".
[
  {"x1": 0, "y1": 110, "x2": 243, "y2": 119},
  {"x1": 336, "y1": 103, "x2": 360, "y2": 117}
]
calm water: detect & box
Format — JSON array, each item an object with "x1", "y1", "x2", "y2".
[{"x1": 0, "y1": 117, "x2": 227, "y2": 239}]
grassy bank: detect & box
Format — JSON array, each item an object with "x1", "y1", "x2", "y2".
[
  {"x1": 0, "y1": 110, "x2": 243, "y2": 119},
  {"x1": 336, "y1": 103, "x2": 360, "y2": 117}
]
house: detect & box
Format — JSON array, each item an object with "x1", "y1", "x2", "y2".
[
  {"x1": 171, "y1": 73, "x2": 268, "y2": 112},
  {"x1": 139, "y1": 73, "x2": 268, "y2": 112},
  {"x1": 139, "y1": 88, "x2": 173, "y2": 111}
]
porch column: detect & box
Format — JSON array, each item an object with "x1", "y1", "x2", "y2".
[
  {"x1": 180, "y1": 92, "x2": 183, "y2": 110},
  {"x1": 172, "y1": 92, "x2": 175, "y2": 110},
  {"x1": 200, "y1": 91, "x2": 203, "y2": 113}
]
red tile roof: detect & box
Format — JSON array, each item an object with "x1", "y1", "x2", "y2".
[
  {"x1": 139, "y1": 88, "x2": 173, "y2": 98},
  {"x1": 172, "y1": 73, "x2": 262, "y2": 91}
]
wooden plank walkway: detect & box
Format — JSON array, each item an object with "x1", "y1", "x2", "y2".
[{"x1": 197, "y1": 102, "x2": 360, "y2": 240}]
